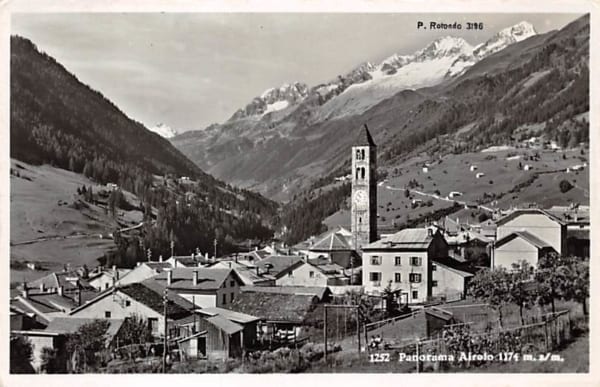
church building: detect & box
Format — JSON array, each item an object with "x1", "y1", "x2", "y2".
[{"x1": 351, "y1": 124, "x2": 378, "y2": 250}]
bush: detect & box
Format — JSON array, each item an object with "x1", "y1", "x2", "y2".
[{"x1": 559, "y1": 179, "x2": 573, "y2": 193}]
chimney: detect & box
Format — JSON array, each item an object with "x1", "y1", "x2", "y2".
[
  {"x1": 39, "y1": 283, "x2": 45, "y2": 292},
  {"x1": 205, "y1": 252, "x2": 209, "y2": 260},
  {"x1": 256, "y1": 267, "x2": 260, "y2": 276},
  {"x1": 193, "y1": 271, "x2": 199, "y2": 286},
  {"x1": 57, "y1": 286, "x2": 64, "y2": 296},
  {"x1": 254, "y1": 246, "x2": 258, "y2": 251},
  {"x1": 113, "y1": 265, "x2": 119, "y2": 281},
  {"x1": 228, "y1": 262, "x2": 232, "y2": 268},
  {"x1": 21, "y1": 282, "x2": 29, "y2": 298},
  {"x1": 167, "y1": 270, "x2": 173, "y2": 286},
  {"x1": 427, "y1": 228, "x2": 434, "y2": 237}
]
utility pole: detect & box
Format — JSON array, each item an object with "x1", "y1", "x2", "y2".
[
  {"x1": 162, "y1": 288, "x2": 168, "y2": 373},
  {"x1": 170, "y1": 240, "x2": 175, "y2": 258},
  {"x1": 323, "y1": 306, "x2": 328, "y2": 362},
  {"x1": 213, "y1": 238, "x2": 218, "y2": 259}
]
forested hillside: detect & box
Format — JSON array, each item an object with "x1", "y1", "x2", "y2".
[{"x1": 10, "y1": 36, "x2": 279, "y2": 265}]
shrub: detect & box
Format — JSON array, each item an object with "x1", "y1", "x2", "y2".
[{"x1": 559, "y1": 179, "x2": 573, "y2": 193}]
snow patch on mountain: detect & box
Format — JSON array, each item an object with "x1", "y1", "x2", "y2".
[{"x1": 148, "y1": 123, "x2": 178, "y2": 138}]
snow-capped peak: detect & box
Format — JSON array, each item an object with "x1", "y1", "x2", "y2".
[
  {"x1": 148, "y1": 123, "x2": 178, "y2": 139},
  {"x1": 230, "y1": 81, "x2": 309, "y2": 120},
  {"x1": 474, "y1": 21, "x2": 537, "y2": 58},
  {"x1": 499, "y1": 21, "x2": 537, "y2": 42},
  {"x1": 415, "y1": 36, "x2": 474, "y2": 61}
]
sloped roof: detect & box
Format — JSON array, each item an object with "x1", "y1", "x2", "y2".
[
  {"x1": 495, "y1": 230, "x2": 553, "y2": 250},
  {"x1": 495, "y1": 209, "x2": 565, "y2": 226},
  {"x1": 119, "y1": 283, "x2": 192, "y2": 318},
  {"x1": 150, "y1": 268, "x2": 236, "y2": 290},
  {"x1": 205, "y1": 315, "x2": 243, "y2": 334},
  {"x1": 28, "y1": 271, "x2": 94, "y2": 292},
  {"x1": 355, "y1": 124, "x2": 376, "y2": 147},
  {"x1": 363, "y1": 228, "x2": 436, "y2": 250},
  {"x1": 144, "y1": 262, "x2": 172, "y2": 272},
  {"x1": 226, "y1": 292, "x2": 318, "y2": 324},
  {"x1": 44, "y1": 317, "x2": 125, "y2": 346},
  {"x1": 425, "y1": 307, "x2": 454, "y2": 321},
  {"x1": 255, "y1": 255, "x2": 305, "y2": 277},
  {"x1": 197, "y1": 307, "x2": 260, "y2": 324},
  {"x1": 240, "y1": 286, "x2": 331, "y2": 301},
  {"x1": 432, "y1": 257, "x2": 475, "y2": 277},
  {"x1": 310, "y1": 231, "x2": 353, "y2": 252}
]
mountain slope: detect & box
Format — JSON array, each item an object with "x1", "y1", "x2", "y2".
[
  {"x1": 148, "y1": 123, "x2": 178, "y2": 138},
  {"x1": 10, "y1": 35, "x2": 279, "y2": 266},
  {"x1": 172, "y1": 15, "x2": 588, "y2": 203}
]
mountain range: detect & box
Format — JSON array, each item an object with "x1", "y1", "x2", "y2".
[
  {"x1": 171, "y1": 16, "x2": 588, "y2": 202},
  {"x1": 148, "y1": 123, "x2": 178, "y2": 139}
]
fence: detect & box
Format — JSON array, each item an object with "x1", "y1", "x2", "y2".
[{"x1": 387, "y1": 310, "x2": 572, "y2": 372}]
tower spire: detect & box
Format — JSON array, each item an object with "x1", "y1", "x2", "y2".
[{"x1": 356, "y1": 124, "x2": 376, "y2": 147}]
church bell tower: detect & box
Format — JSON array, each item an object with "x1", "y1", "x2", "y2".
[{"x1": 351, "y1": 124, "x2": 377, "y2": 250}]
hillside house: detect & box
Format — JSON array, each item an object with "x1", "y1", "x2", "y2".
[
  {"x1": 69, "y1": 283, "x2": 193, "y2": 338},
  {"x1": 470, "y1": 165, "x2": 478, "y2": 172},
  {"x1": 493, "y1": 231, "x2": 556, "y2": 269},
  {"x1": 422, "y1": 166, "x2": 429, "y2": 173},
  {"x1": 361, "y1": 228, "x2": 448, "y2": 304},
  {"x1": 176, "y1": 307, "x2": 259, "y2": 360},
  {"x1": 147, "y1": 268, "x2": 244, "y2": 308},
  {"x1": 476, "y1": 172, "x2": 485, "y2": 179},
  {"x1": 448, "y1": 191, "x2": 462, "y2": 198},
  {"x1": 495, "y1": 209, "x2": 566, "y2": 255}
]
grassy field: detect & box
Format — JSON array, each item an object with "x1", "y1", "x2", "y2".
[
  {"x1": 325, "y1": 146, "x2": 588, "y2": 230},
  {"x1": 10, "y1": 159, "x2": 144, "y2": 282}
]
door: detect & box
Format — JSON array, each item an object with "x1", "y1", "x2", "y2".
[{"x1": 196, "y1": 337, "x2": 206, "y2": 358}]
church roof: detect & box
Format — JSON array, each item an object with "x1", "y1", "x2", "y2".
[{"x1": 355, "y1": 124, "x2": 376, "y2": 147}]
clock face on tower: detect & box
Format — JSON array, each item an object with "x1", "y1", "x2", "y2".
[{"x1": 353, "y1": 190, "x2": 368, "y2": 208}]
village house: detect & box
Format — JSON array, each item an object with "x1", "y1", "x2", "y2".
[
  {"x1": 495, "y1": 209, "x2": 566, "y2": 255},
  {"x1": 207, "y1": 259, "x2": 276, "y2": 286},
  {"x1": 444, "y1": 230, "x2": 492, "y2": 267},
  {"x1": 69, "y1": 282, "x2": 194, "y2": 338},
  {"x1": 361, "y1": 228, "x2": 448, "y2": 304},
  {"x1": 493, "y1": 231, "x2": 557, "y2": 269},
  {"x1": 254, "y1": 255, "x2": 306, "y2": 278},
  {"x1": 431, "y1": 257, "x2": 475, "y2": 301},
  {"x1": 305, "y1": 227, "x2": 359, "y2": 269},
  {"x1": 547, "y1": 205, "x2": 590, "y2": 257},
  {"x1": 115, "y1": 261, "x2": 172, "y2": 286},
  {"x1": 165, "y1": 254, "x2": 212, "y2": 268},
  {"x1": 273, "y1": 257, "x2": 350, "y2": 287},
  {"x1": 147, "y1": 268, "x2": 244, "y2": 308},
  {"x1": 225, "y1": 290, "x2": 320, "y2": 347},
  {"x1": 175, "y1": 307, "x2": 259, "y2": 360},
  {"x1": 87, "y1": 265, "x2": 132, "y2": 291}
]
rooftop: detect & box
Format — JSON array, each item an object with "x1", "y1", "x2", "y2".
[
  {"x1": 150, "y1": 268, "x2": 236, "y2": 291},
  {"x1": 255, "y1": 255, "x2": 305, "y2": 277},
  {"x1": 363, "y1": 228, "x2": 437, "y2": 250},
  {"x1": 240, "y1": 285, "x2": 331, "y2": 301},
  {"x1": 226, "y1": 292, "x2": 318, "y2": 324},
  {"x1": 495, "y1": 230, "x2": 553, "y2": 250},
  {"x1": 355, "y1": 123, "x2": 376, "y2": 147}
]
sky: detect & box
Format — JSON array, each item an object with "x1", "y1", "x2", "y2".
[{"x1": 12, "y1": 13, "x2": 582, "y2": 133}]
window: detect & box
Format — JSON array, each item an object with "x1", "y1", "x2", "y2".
[
  {"x1": 309, "y1": 271, "x2": 315, "y2": 278},
  {"x1": 105, "y1": 311, "x2": 111, "y2": 318},
  {"x1": 412, "y1": 291, "x2": 419, "y2": 300},
  {"x1": 394, "y1": 256, "x2": 402, "y2": 266},
  {"x1": 410, "y1": 257, "x2": 422, "y2": 266},
  {"x1": 230, "y1": 293, "x2": 235, "y2": 303},
  {"x1": 222, "y1": 293, "x2": 227, "y2": 305},
  {"x1": 409, "y1": 273, "x2": 422, "y2": 283},
  {"x1": 148, "y1": 318, "x2": 158, "y2": 334},
  {"x1": 230, "y1": 280, "x2": 235, "y2": 287},
  {"x1": 369, "y1": 272, "x2": 382, "y2": 282},
  {"x1": 394, "y1": 273, "x2": 401, "y2": 283},
  {"x1": 356, "y1": 149, "x2": 363, "y2": 160},
  {"x1": 288, "y1": 271, "x2": 293, "y2": 277},
  {"x1": 125, "y1": 300, "x2": 131, "y2": 307},
  {"x1": 432, "y1": 264, "x2": 437, "y2": 271},
  {"x1": 432, "y1": 280, "x2": 438, "y2": 287},
  {"x1": 370, "y1": 256, "x2": 381, "y2": 265}
]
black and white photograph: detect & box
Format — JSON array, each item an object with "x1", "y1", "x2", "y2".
[{"x1": 2, "y1": 0, "x2": 596, "y2": 382}]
